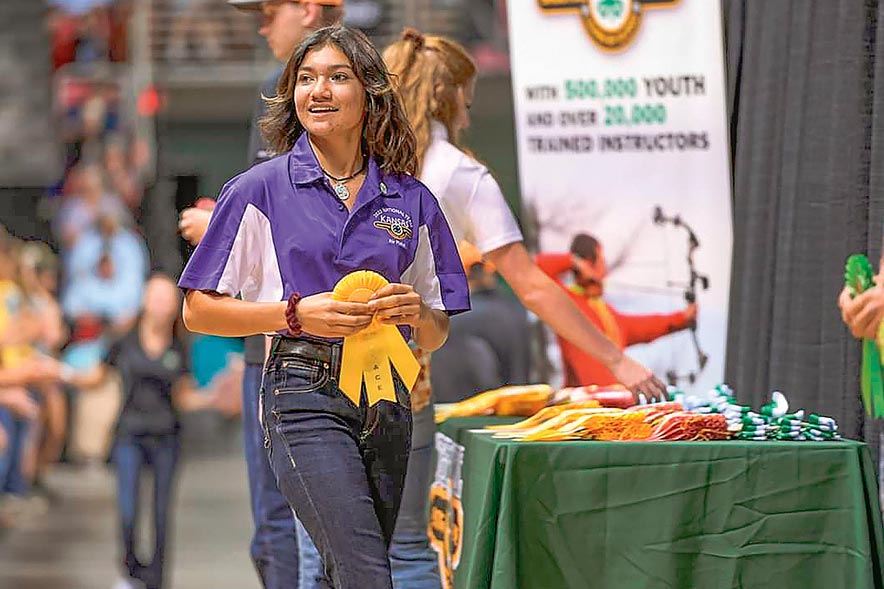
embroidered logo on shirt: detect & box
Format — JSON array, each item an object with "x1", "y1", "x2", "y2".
[{"x1": 373, "y1": 207, "x2": 414, "y2": 241}]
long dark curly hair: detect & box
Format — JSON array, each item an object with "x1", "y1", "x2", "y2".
[{"x1": 260, "y1": 25, "x2": 418, "y2": 176}]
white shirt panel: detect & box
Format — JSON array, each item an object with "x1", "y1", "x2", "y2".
[
  {"x1": 400, "y1": 224, "x2": 444, "y2": 310},
  {"x1": 217, "y1": 203, "x2": 284, "y2": 303}
]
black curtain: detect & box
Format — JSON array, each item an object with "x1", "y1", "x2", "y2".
[{"x1": 724, "y1": 0, "x2": 884, "y2": 449}]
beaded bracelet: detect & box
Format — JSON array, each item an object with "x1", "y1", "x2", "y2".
[{"x1": 285, "y1": 292, "x2": 302, "y2": 337}]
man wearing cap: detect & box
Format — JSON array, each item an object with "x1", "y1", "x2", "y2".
[{"x1": 177, "y1": 2, "x2": 343, "y2": 588}]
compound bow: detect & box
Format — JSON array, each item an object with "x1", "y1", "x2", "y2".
[{"x1": 652, "y1": 206, "x2": 709, "y2": 386}]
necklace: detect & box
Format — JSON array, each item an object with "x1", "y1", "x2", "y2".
[{"x1": 321, "y1": 158, "x2": 367, "y2": 201}]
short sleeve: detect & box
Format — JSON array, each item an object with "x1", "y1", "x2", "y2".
[
  {"x1": 178, "y1": 178, "x2": 259, "y2": 297},
  {"x1": 401, "y1": 188, "x2": 470, "y2": 315},
  {"x1": 466, "y1": 171, "x2": 523, "y2": 255}
]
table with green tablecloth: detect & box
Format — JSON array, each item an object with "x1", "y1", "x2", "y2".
[{"x1": 436, "y1": 417, "x2": 884, "y2": 589}]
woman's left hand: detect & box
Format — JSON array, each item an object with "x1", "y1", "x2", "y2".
[{"x1": 368, "y1": 283, "x2": 426, "y2": 327}]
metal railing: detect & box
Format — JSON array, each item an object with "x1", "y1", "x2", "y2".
[{"x1": 143, "y1": 0, "x2": 479, "y2": 84}]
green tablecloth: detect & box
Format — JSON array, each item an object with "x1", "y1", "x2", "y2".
[{"x1": 437, "y1": 418, "x2": 884, "y2": 589}]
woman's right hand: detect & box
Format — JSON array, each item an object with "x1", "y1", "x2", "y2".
[
  {"x1": 297, "y1": 292, "x2": 375, "y2": 338},
  {"x1": 608, "y1": 354, "x2": 668, "y2": 403},
  {"x1": 840, "y1": 283, "x2": 884, "y2": 340}
]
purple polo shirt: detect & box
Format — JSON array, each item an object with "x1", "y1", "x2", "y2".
[{"x1": 178, "y1": 133, "x2": 470, "y2": 342}]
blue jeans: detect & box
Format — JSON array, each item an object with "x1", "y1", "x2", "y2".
[
  {"x1": 261, "y1": 337, "x2": 412, "y2": 589},
  {"x1": 114, "y1": 434, "x2": 179, "y2": 589},
  {"x1": 242, "y1": 361, "x2": 300, "y2": 589},
  {"x1": 0, "y1": 407, "x2": 30, "y2": 496},
  {"x1": 389, "y1": 400, "x2": 442, "y2": 589},
  {"x1": 297, "y1": 384, "x2": 441, "y2": 589}
]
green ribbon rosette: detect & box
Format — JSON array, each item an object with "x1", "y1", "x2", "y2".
[{"x1": 845, "y1": 254, "x2": 884, "y2": 417}]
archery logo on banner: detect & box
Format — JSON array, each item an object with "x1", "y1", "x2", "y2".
[
  {"x1": 508, "y1": 1, "x2": 732, "y2": 393},
  {"x1": 428, "y1": 433, "x2": 465, "y2": 589}
]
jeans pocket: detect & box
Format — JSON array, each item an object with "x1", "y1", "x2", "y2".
[{"x1": 272, "y1": 357, "x2": 330, "y2": 394}]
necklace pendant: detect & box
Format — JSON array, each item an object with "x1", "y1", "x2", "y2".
[{"x1": 333, "y1": 182, "x2": 350, "y2": 201}]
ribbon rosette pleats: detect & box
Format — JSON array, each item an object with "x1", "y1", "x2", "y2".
[{"x1": 332, "y1": 271, "x2": 421, "y2": 407}]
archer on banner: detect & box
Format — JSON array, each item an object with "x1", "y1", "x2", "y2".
[{"x1": 509, "y1": 0, "x2": 732, "y2": 393}]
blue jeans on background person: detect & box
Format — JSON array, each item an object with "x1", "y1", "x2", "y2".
[
  {"x1": 262, "y1": 337, "x2": 412, "y2": 589},
  {"x1": 0, "y1": 407, "x2": 31, "y2": 496},
  {"x1": 242, "y1": 361, "x2": 300, "y2": 589},
  {"x1": 298, "y1": 517, "x2": 324, "y2": 588},
  {"x1": 114, "y1": 433, "x2": 179, "y2": 589}
]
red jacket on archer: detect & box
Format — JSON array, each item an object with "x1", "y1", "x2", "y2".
[{"x1": 535, "y1": 252, "x2": 691, "y2": 387}]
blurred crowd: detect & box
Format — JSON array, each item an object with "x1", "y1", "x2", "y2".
[{"x1": 0, "y1": 0, "x2": 244, "y2": 532}]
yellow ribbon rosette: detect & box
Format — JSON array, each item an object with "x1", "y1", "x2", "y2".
[{"x1": 332, "y1": 270, "x2": 421, "y2": 407}]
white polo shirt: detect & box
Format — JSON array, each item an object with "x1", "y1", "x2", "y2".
[{"x1": 420, "y1": 121, "x2": 523, "y2": 255}]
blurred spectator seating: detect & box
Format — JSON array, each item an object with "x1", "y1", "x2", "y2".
[{"x1": 151, "y1": 0, "x2": 258, "y2": 63}]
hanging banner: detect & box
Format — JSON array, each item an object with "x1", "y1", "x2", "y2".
[
  {"x1": 507, "y1": 0, "x2": 732, "y2": 392},
  {"x1": 428, "y1": 433, "x2": 465, "y2": 589}
]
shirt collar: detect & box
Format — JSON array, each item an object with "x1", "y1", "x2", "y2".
[
  {"x1": 361, "y1": 156, "x2": 402, "y2": 200},
  {"x1": 430, "y1": 119, "x2": 449, "y2": 142},
  {"x1": 289, "y1": 132, "x2": 402, "y2": 198},
  {"x1": 289, "y1": 133, "x2": 324, "y2": 185}
]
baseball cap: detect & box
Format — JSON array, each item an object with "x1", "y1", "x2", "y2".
[{"x1": 228, "y1": 0, "x2": 342, "y2": 9}]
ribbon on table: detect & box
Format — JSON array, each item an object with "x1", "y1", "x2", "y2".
[
  {"x1": 845, "y1": 254, "x2": 884, "y2": 417},
  {"x1": 332, "y1": 270, "x2": 421, "y2": 407}
]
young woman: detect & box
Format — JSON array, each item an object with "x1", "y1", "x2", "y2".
[
  {"x1": 178, "y1": 26, "x2": 469, "y2": 589},
  {"x1": 376, "y1": 29, "x2": 668, "y2": 588},
  {"x1": 73, "y1": 273, "x2": 223, "y2": 589}
]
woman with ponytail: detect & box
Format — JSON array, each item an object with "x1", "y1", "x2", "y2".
[{"x1": 376, "y1": 29, "x2": 667, "y2": 589}]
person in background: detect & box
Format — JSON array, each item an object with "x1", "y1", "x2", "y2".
[
  {"x1": 62, "y1": 209, "x2": 147, "y2": 327},
  {"x1": 454, "y1": 240, "x2": 529, "y2": 385},
  {"x1": 0, "y1": 233, "x2": 65, "y2": 526},
  {"x1": 104, "y1": 134, "x2": 145, "y2": 212},
  {"x1": 840, "y1": 256, "x2": 884, "y2": 340},
  {"x1": 176, "y1": 2, "x2": 345, "y2": 588},
  {"x1": 72, "y1": 273, "x2": 229, "y2": 589},
  {"x1": 536, "y1": 233, "x2": 697, "y2": 388},
  {"x1": 18, "y1": 242, "x2": 68, "y2": 499},
  {"x1": 378, "y1": 29, "x2": 667, "y2": 589},
  {"x1": 55, "y1": 163, "x2": 131, "y2": 249},
  {"x1": 0, "y1": 235, "x2": 40, "y2": 512},
  {"x1": 430, "y1": 241, "x2": 528, "y2": 403}
]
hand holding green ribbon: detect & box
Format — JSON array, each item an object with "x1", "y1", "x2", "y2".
[{"x1": 845, "y1": 254, "x2": 884, "y2": 417}]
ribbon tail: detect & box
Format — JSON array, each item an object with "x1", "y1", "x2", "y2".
[
  {"x1": 339, "y1": 325, "x2": 422, "y2": 408},
  {"x1": 382, "y1": 327, "x2": 421, "y2": 392},
  {"x1": 339, "y1": 336, "x2": 367, "y2": 406},
  {"x1": 362, "y1": 334, "x2": 397, "y2": 406}
]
